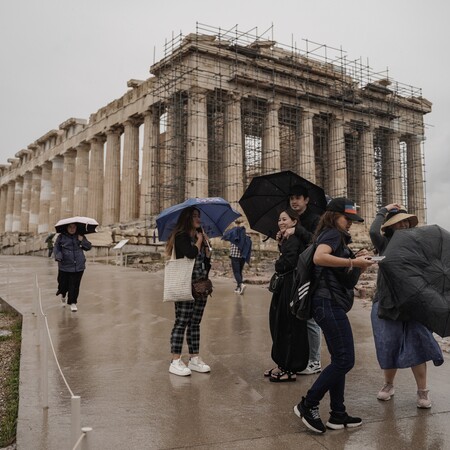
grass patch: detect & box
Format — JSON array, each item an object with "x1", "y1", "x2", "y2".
[{"x1": 0, "y1": 311, "x2": 22, "y2": 447}]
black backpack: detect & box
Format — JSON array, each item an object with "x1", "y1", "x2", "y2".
[{"x1": 289, "y1": 243, "x2": 319, "y2": 320}]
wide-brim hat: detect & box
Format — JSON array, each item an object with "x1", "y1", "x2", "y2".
[{"x1": 381, "y1": 209, "x2": 418, "y2": 231}]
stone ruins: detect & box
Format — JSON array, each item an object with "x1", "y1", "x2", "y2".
[{"x1": 0, "y1": 25, "x2": 431, "y2": 255}]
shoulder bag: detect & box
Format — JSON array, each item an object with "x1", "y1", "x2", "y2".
[{"x1": 163, "y1": 247, "x2": 195, "y2": 302}]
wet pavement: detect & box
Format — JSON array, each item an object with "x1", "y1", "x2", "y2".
[{"x1": 0, "y1": 255, "x2": 449, "y2": 450}]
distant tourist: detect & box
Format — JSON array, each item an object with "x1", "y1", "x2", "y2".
[
  {"x1": 54, "y1": 224, "x2": 92, "y2": 312},
  {"x1": 45, "y1": 232, "x2": 55, "y2": 257},
  {"x1": 222, "y1": 219, "x2": 252, "y2": 295}
]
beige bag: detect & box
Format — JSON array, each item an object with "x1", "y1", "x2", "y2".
[{"x1": 163, "y1": 247, "x2": 195, "y2": 302}]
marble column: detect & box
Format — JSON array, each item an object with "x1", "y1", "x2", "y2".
[
  {"x1": 5, "y1": 181, "x2": 15, "y2": 232},
  {"x1": 186, "y1": 88, "x2": 209, "y2": 198},
  {"x1": 140, "y1": 107, "x2": 159, "y2": 219},
  {"x1": 61, "y1": 150, "x2": 76, "y2": 219},
  {"x1": 20, "y1": 172, "x2": 32, "y2": 232},
  {"x1": 406, "y1": 135, "x2": 426, "y2": 224},
  {"x1": 384, "y1": 131, "x2": 402, "y2": 204},
  {"x1": 359, "y1": 126, "x2": 376, "y2": 222},
  {"x1": 224, "y1": 93, "x2": 244, "y2": 210},
  {"x1": 29, "y1": 168, "x2": 42, "y2": 233},
  {"x1": 49, "y1": 156, "x2": 64, "y2": 228},
  {"x1": 73, "y1": 143, "x2": 90, "y2": 217},
  {"x1": 87, "y1": 137, "x2": 105, "y2": 223},
  {"x1": 12, "y1": 177, "x2": 23, "y2": 232},
  {"x1": 328, "y1": 116, "x2": 347, "y2": 197},
  {"x1": 0, "y1": 186, "x2": 7, "y2": 233},
  {"x1": 298, "y1": 110, "x2": 315, "y2": 183},
  {"x1": 120, "y1": 120, "x2": 140, "y2": 222},
  {"x1": 262, "y1": 100, "x2": 281, "y2": 174},
  {"x1": 38, "y1": 162, "x2": 52, "y2": 233},
  {"x1": 103, "y1": 129, "x2": 121, "y2": 225}
]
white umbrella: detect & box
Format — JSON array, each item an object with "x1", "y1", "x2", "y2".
[{"x1": 54, "y1": 216, "x2": 99, "y2": 234}]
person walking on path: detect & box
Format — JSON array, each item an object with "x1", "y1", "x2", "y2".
[
  {"x1": 53, "y1": 223, "x2": 92, "y2": 312},
  {"x1": 264, "y1": 208, "x2": 309, "y2": 382},
  {"x1": 282, "y1": 184, "x2": 322, "y2": 375},
  {"x1": 222, "y1": 220, "x2": 252, "y2": 295},
  {"x1": 293, "y1": 197, "x2": 374, "y2": 433},
  {"x1": 369, "y1": 203, "x2": 444, "y2": 408},
  {"x1": 45, "y1": 233, "x2": 55, "y2": 257},
  {"x1": 167, "y1": 207, "x2": 212, "y2": 377}
]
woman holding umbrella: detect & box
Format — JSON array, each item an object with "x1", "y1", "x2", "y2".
[
  {"x1": 54, "y1": 223, "x2": 92, "y2": 312},
  {"x1": 166, "y1": 206, "x2": 212, "y2": 377},
  {"x1": 369, "y1": 204, "x2": 443, "y2": 408}
]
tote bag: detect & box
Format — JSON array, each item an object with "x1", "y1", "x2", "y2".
[{"x1": 163, "y1": 247, "x2": 195, "y2": 302}]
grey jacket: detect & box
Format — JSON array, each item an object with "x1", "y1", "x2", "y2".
[{"x1": 54, "y1": 233, "x2": 92, "y2": 272}]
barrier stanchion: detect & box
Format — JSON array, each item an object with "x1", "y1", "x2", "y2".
[
  {"x1": 81, "y1": 427, "x2": 93, "y2": 450},
  {"x1": 34, "y1": 274, "x2": 39, "y2": 317},
  {"x1": 71, "y1": 396, "x2": 81, "y2": 448},
  {"x1": 39, "y1": 289, "x2": 49, "y2": 409}
]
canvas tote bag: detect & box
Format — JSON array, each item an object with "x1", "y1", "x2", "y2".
[{"x1": 163, "y1": 247, "x2": 195, "y2": 302}]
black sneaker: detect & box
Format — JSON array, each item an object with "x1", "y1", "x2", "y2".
[
  {"x1": 294, "y1": 397, "x2": 326, "y2": 433},
  {"x1": 326, "y1": 411, "x2": 362, "y2": 430}
]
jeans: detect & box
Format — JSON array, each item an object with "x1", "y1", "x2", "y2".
[
  {"x1": 304, "y1": 295, "x2": 355, "y2": 413},
  {"x1": 306, "y1": 318, "x2": 322, "y2": 362},
  {"x1": 231, "y1": 257, "x2": 245, "y2": 287}
]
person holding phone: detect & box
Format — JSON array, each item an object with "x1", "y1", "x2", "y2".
[
  {"x1": 166, "y1": 207, "x2": 212, "y2": 377},
  {"x1": 369, "y1": 203, "x2": 443, "y2": 408}
]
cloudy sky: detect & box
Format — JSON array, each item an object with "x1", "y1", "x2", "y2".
[{"x1": 1, "y1": 0, "x2": 449, "y2": 228}]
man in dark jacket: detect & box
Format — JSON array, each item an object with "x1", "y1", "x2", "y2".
[{"x1": 282, "y1": 185, "x2": 322, "y2": 375}]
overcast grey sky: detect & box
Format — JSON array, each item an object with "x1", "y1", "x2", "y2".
[{"x1": 1, "y1": 0, "x2": 449, "y2": 228}]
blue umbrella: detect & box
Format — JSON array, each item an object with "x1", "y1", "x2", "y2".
[{"x1": 156, "y1": 197, "x2": 241, "y2": 242}]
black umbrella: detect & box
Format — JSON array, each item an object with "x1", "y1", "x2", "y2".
[
  {"x1": 238, "y1": 170, "x2": 327, "y2": 239},
  {"x1": 378, "y1": 225, "x2": 450, "y2": 337}
]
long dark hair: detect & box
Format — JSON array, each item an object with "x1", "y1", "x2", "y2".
[
  {"x1": 313, "y1": 211, "x2": 345, "y2": 241},
  {"x1": 166, "y1": 207, "x2": 199, "y2": 257}
]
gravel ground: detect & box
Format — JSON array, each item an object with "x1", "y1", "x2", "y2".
[{"x1": 0, "y1": 312, "x2": 20, "y2": 450}]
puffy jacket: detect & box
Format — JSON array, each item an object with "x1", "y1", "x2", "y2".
[{"x1": 54, "y1": 233, "x2": 92, "y2": 272}]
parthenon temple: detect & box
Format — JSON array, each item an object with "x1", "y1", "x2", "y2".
[{"x1": 0, "y1": 24, "x2": 431, "y2": 253}]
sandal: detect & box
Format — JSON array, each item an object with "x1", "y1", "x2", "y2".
[
  {"x1": 264, "y1": 367, "x2": 280, "y2": 377},
  {"x1": 269, "y1": 370, "x2": 296, "y2": 383}
]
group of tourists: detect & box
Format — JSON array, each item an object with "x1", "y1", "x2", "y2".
[
  {"x1": 52, "y1": 180, "x2": 443, "y2": 435},
  {"x1": 162, "y1": 184, "x2": 444, "y2": 435}
]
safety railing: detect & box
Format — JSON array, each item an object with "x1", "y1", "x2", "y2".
[{"x1": 35, "y1": 275, "x2": 93, "y2": 449}]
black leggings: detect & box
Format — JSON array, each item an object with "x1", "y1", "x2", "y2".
[{"x1": 57, "y1": 270, "x2": 84, "y2": 304}]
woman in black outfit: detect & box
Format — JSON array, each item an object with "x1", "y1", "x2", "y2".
[{"x1": 265, "y1": 207, "x2": 309, "y2": 382}]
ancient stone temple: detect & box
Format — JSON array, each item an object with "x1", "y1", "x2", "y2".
[{"x1": 0, "y1": 25, "x2": 431, "y2": 253}]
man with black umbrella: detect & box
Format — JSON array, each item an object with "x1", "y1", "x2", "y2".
[{"x1": 281, "y1": 184, "x2": 322, "y2": 375}]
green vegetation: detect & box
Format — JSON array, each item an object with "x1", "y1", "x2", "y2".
[{"x1": 0, "y1": 311, "x2": 22, "y2": 447}]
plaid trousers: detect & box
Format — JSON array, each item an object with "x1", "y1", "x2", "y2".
[{"x1": 170, "y1": 296, "x2": 208, "y2": 355}]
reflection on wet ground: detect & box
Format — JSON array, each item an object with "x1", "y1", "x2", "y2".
[{"x1": 1, "y1": 255, "x2": 448, "y2": 450}]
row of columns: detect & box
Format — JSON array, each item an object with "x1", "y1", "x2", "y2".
[{"x1": 0, "y1": 92, "x2": 426, "y2": 235}]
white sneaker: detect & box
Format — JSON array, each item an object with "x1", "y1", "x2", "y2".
[
  {"x1": 169, "y1": 359, "x2": 191, "y2": 377},
  {"x1": 188, "y1": 356, "x2": 211, "y2": 373},
  {"x1": 377, "y1": 383, "x2": 395, "y2": 401},
  {"x1": 239, "y1": 284, "x2": 246, "y2": 295},
  {"x1": 70, "y1": 304, "x2": 78, "y2": 312},
  {"x1": 417, "y1": 389, "x2": 432, "y2": 408},
  {"x1": 234, "y1": 287, "x2": 241, "y2": 294},
  {"x1": 298, "y1": 360, "x2": 321, "y2": 375}
]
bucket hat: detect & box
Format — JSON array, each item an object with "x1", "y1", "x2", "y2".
[{"x1": 381, "y1": 208, "x2": 418, "y2": 231}]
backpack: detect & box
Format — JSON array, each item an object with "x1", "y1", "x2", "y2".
[{"x1": 289, "y1": 243, "x2": 319, "y2": 320}]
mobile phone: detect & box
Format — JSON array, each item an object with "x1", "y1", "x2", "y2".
[{"x1": 370, "y1": 256, "x2": 385, "y2": 262}]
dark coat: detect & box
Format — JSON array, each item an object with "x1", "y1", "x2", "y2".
[
  {"x1": 54, "y1": 233, "x2": 92, "y2": 272},
  {"x1": 269, "y1": 235, "x2": 309, "y2": 372}
]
